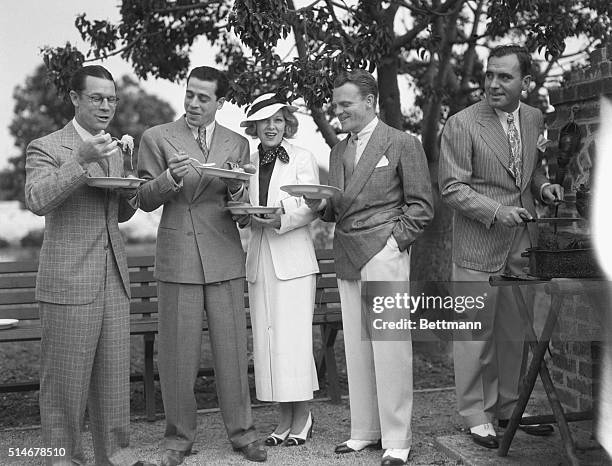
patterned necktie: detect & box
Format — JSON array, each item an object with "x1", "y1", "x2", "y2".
[
  {"x1": 342, "y1": 134, "x2": 358, "y2": 182},
  {"x1": 507, "y1": 113, "x2": 521, "y2": 187},
  {"x1": 197, "y1": 126, "x2": 209, "y2": 161}
]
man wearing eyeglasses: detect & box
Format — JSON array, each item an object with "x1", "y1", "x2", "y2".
[{"x1": 25, "y1": 65, "x2": 151, "y2": 466}]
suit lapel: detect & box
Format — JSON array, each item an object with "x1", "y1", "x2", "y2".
[
  {"x1": 337, "y1": 122, "x2": 388, "y2": 221},
  {"x1": 193, "y1": 123, "x2": 234, "y2": 199},
  {"x1": 249, "y1": 151, "x2": 260, "y2": 206},
  {"x1": 519, "y1": 106, "x2": 538, "y2": 190},
  {"x1": 61, "y1": 123, "x2": 110, "y2": 177},
  {"x1": 162, "y1": 118, "x2": 202, "y2": 201},
  {"x1": 477, "y1": 102, "x2": 514, "y2": 178}
]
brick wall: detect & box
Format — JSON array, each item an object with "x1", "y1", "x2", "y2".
[{"x1": 543, "y1": 39, "x2": 612, "y2": 413}]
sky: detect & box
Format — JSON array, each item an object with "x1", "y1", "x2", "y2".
[{"x1": 0, "y1": 1, "x2": 331, "y2": 170}]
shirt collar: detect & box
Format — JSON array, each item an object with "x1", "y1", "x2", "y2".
[
  {"x1": 72, "y1": 117, "x2": 99, "y2": 140},
  {"x1": 494, "y1": 102, "x2": 520, "y2": 123},
  {"x1": 185, "y1": 117, "x2": 216, "y2": 141},
  {"x1": 352, "y1": 116, "x2": 379, "y2": 140}
]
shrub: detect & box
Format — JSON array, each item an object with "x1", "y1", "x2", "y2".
[{"x1": 0, "y1": 237, "x2": 9, "y2": 248}]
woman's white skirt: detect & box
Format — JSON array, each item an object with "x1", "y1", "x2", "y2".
[{"x1": 249, "y1": 235, "x2": 319, "y2": 402}]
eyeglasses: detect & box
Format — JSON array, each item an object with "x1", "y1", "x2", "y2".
[{"x1": 80, "y1": 93, "x2": 120, "y2": 106}]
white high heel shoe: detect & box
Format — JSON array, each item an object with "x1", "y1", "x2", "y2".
[{"x1": 284, "y1": 413, "x2": 313, "y2": 446}]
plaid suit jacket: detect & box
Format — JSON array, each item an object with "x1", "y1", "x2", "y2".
[
  {"x1": 137, "y1": 117, "x2": 249, "y2": 284},
  {"x1": 322, "y1": 121, "x2": 434, "y2": 280},
  {"x1": 439, "y1": 100, "x2": 549, "y2": 272},
  {"x1": 25, "y1": 122, "x2": 136, "y2": 304}
]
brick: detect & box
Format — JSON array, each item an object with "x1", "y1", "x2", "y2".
[
  {"x1": 556, "y1": 387, "x2": 578, "y2": 410},
  {"x1": 577, "y1": 82, "x2": 598, "y2": 100},
  {"x1": 572, "y1": 341, "x2": 591, "y2": 355},
  {"x1": 551, "y1": 368, "x2": 565, "y2": 384},
  {"x1": 603, "y1": 76, "x2": 612, "y2": 97},
  {"x1": 579, "y1": 397, "x2": 593, "y2": 412},
  {"x1": 567, "y1": 375, "x2": 591, "y2": 395},
  {"x1": 551, "y1": 352, "x2": 576, "y2": 372},
  {"x1": 578, "y1": 360, "x2": 594, "y2": 378},
  {"x1": 600, "y1": 61, "x2": 612, "y2": 78}
]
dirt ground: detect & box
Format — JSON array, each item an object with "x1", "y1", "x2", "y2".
[{"x1": 0, "y1": 335, "x2": 454, "y2": 428}]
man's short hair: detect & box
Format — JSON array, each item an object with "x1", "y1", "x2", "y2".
[
  {"x1": 187, "y1": 66, "x2": 229, "y2": 100},
  {"x1": 70, "y1": 65, "x2": 115, "y2": 92},
  {"x1": 489, "y1": 45, "x2": 532, "y2": 77},
  {"x1": 333, "y1": 69, "x2": 378, "y2": 104}
]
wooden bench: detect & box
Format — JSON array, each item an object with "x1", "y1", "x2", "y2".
[{"x1": 0, "y1": 249, "x2": 343, "y2": 421}]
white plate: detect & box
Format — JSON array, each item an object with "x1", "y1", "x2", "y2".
[
  {"x1": 198, "y1": 166, "x2": 253, "y2": 181},
  {"x1": 227, "y1": 205, "x2": 283, "y2": 215},
  {"x1": 0, "y1": 319, "x2": 18, "y2": 330},
  {"x1": 280, "y1": 184, "x2": 342, "y2": 199},
  {"x1": 86, "y1": 177, "x2": 145, "y2": 188}
]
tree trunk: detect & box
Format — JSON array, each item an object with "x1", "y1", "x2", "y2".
[{"x1": 377, "y1": 55, "x2": 402, "y2": 129}]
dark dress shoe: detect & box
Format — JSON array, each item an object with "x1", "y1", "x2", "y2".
[
  {"x1": 498, "y1": 419, "x2": 554, "y2": 436},
  {"x1": 160, "y1": 448, "x2": 189, "y2": 466},
  {"x1": 470, "y1": 432, "x2": 499, "y2": 449},
  {"x1": 381, "y1": 457, "x2": 407, "y2": 465},
  {"x1": 335, "y1": 439, "x2": 383, "y2": 454},
  {"x1": 233, "y1": 441, "x2": 267, "y2": 462}
]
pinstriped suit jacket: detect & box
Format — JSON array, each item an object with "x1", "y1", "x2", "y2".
[
  {"x1": 322, "y1": 121, "x2": 434, "y2": 280},
  {"x1": 137, "y1": 117, "x2": 249, "y2": 284},
  {"x1": 439, "y1": 100, "x2": 548, "y2": 272},
  {"x1": 25, "y1": 122, "x2": 136, "y2": 304}
]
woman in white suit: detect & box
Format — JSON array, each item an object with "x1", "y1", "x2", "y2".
[{"x1": 240, "y1": 93, "x2": 319, "y2": 447}]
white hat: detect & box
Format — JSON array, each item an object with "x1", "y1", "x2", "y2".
[{"x1": 240, "y1": 93, "x2": 298, "y2": 127}]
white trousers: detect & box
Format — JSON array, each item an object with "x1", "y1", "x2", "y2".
[{"x1": 337, "y1": 235, "x2": 413, "y2": 449}]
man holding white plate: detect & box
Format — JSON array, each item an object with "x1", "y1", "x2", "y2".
[
  {"x1": 25, "y1": 65, "x2": 146, "y2": 466},
  {"x1": 136, "y1": 66, "x2": 264, "y2": 465}
]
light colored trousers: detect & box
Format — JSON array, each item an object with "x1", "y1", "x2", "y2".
[
  {"x1": 452, "y1": 226, "x2": 531, "y2": 428},
  {"x1": 337, "y1": 235, "x2": 413, "y2": 449}
]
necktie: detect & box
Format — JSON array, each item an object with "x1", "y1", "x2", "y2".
[
  {"x1": 507, "y1": 113, "x2": 521, "y2": 187},
  {"x1": 342, "y1": 134, "x2": 358, "y2": 182},
  {"x1": 258, "y1": 144, "x2": 290, "y2": 166},
  {"x1": 197, "y1": 126, "x2": 209, "y2": 161}
]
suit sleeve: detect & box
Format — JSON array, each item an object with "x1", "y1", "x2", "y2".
[
  {"x1": 24, "y1": 138, "x2": 88, "y2": 216},
  {"x1": 136, "y1": 129, "x2": 180, "y2": 212},
  {"x1": 392, "y1": 134, "x2": 434, "y2": 250},
  {"x1": 439, "y1": 115, "x2": 501, "y2": 227},
  {"x1": 276, "y1": 148, "x2": 319, "y2": 234}
]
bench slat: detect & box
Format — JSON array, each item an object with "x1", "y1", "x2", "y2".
[{"x1": 0, "y1": 275, "x2": 36, "y2": 289}]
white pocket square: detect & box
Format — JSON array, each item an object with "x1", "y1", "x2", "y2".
[{"x1": 375, "y1": 156, "x2": 389, "y2": 168}]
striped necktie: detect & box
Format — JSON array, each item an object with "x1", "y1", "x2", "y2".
[
  {"x1": 197, "y1": 126, "x2": 209, "y2": 161},
  {"x1": 507, "y1": 113, "x2": 521, "y2": 187}
]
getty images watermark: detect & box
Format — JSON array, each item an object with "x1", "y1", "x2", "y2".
[{"x1": 360, "y1": 280, "x2": 607, "y2": 342}]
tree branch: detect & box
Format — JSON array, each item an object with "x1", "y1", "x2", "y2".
[{"x1": 152, "y1": 2, "x2": 222, "y2": 14}]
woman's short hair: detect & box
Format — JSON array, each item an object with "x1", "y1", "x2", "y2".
[{"x1": 243, "y1": 106, "x2": 299, "y2": 139}]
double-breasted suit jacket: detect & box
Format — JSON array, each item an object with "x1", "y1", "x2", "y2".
[
  {"x1": 439, "y1": 100, "x2": 549, "y2": 272},
  {"x1": 245, "y1": 139, "x2": 319, "y2": 283},
  {"x1": 137, "y1": 116, "x2": 257, "y2": 451},
  {"x1": 138, "y1": 117, "x2": 249, "y2": 283},
  {"x1": 25, "y1": 121, "x2": 135, "y2": 303},
  {"x1": 322, "y1": 120, "x2": 434, "y2": 278}
]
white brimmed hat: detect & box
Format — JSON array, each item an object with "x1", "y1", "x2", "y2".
[{"x1": 240, "y1": 93, "x2": 298, "y2": 127}]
